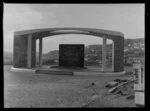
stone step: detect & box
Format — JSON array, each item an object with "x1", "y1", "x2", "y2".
[{"x1": 35, "y1": 69, "x2": 74, "y2": 75}]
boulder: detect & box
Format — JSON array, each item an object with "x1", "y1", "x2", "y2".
[
  {"x1": 106, "y1": 81, "x2": 118, "y2": 88},
  {"x1": 126, "y1": 95, "x2": 135, "y2": 100},
  {"x1": 114, "y1": 79, "x2": 128, "y2": 83}
]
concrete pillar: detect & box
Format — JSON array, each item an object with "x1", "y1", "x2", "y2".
[
  {"x1": 102, "y1": 37, "x2": 107, "y2": 71},
  {"x1": 39, "y1": 38, "x2": 43, "y2": 67},
  {"x1": 27, "y1": 34, "x2": 32, "y2": 68},
  {"x1": 31, "y1": 38, "x2": 36, "y2": 68},
  {"x1": 113, "y1": 37, "x2": 124, "y2": 72},
  {"x1": 112, "y1": 41, "x2": 114, "y2": 72}
]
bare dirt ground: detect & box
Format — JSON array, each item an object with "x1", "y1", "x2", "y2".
[{"x1": 4, "y1": 65, "x2": 136, "y2": 108}]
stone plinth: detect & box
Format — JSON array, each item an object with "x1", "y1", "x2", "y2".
[
  {"x1": 59, "y1": 44, "x2": 84, "y2": 68},
  {"x1": 113, "y1": 37, "x2": 124, "y2": 72}
]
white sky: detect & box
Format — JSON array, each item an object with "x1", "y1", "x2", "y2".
[{"x1": 3, "y1": 4, "x2": 145, "y2": 53}]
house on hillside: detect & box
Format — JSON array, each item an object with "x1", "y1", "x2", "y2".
[{"x1": 133, "y1": 57, "x2": 145, "y2": 64}]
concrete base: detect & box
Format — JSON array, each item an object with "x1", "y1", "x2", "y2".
[
  {"x1": 11, "y1": 66, "x2": 126, "y2": 76},
  {"x1": 11, "y1": 67, "x2": 35, "y2": 73},
  {"x1": 74, "y1": 71, "x2": 126, "y2": 76},
  {"x1": 50, "y1": 65, "x2": 87, "y2": 70},
  {"x1": 35, "y1": 69, "x2": 73, "y2": 75}
]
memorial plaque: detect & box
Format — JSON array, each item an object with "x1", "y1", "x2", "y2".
[{"x1": 59, "y1": 44, "x2": 84, "y2": 68}]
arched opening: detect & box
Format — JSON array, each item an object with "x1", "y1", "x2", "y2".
[
  {"x1": 13, "y1": 28, "x2": 124, "y2": 72},
  {"x1": 35, "y1": 33, "x2": 114, "y2": 71}
]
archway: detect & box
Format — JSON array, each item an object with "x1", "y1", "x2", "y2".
[
  {"x1": 36, "y1": 34, "x2": 106, "y2": 69},
  {"x1": 13, "y1": 28, "x2": 124, "y2": 72}
]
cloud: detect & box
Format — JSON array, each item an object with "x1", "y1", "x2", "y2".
[
  {"x1": 4, "y1": 4, "x2": 44, "y2": 31},
  {"x1": 3, "y1": 4, "x2": 144, "y2": 53},
  {"x1": 3, "y1": 4, "x2": 45, "y2": 52}
]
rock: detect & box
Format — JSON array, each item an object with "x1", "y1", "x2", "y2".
[
  {"x1": 108, "y1": 79, "x2": 135, "y2": 96},
  {"x1": 113, "y1": 87, "x2": 127, "y2": 96},
  {"x1": 109, "y1": 87, "x2": 118, "y2": 93},
  {"x1": 131, "y1": 85, "x2": 134, "y2": 89},
  {"x1": 116, "y1": 90, "x2": 123, "y2": 95},
  {"x1": 126, "y1": 72, "x2": 134, "y2": 75},
  {"x1": 121, "y1": 91, "x2": 128, "y2": 96},
  {"x1": 120, "y1": 80, "x2": 128, "y2": 82},
  {"x1": 84, "y1": 82, "x2": 95, "y2": 88},
  {"x1": 91, "y1": 82, "x2": 95, "y2": 86},
  {"x1": 114, "y1": 79, "x2": 122, "y2": 82},
  {"x1": 126, "y1": 95, "x2": 135, "y2": 100},
  {"x1": 106, "y1": 81, "x2": 118, "y2": 88},
  {"x1": 114, "y1": 79, "x2": 128, "y2": 83}
]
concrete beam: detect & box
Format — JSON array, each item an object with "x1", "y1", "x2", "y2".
[
  {"x1": 102, "y1": 37, "x2": 107, "y2": 71},
  {"x1": 27, "y1": 34, "x2": 32, "y2": 68},
  {"x1": 39, "y1": 38, "x2": 43, "y2": 67}
]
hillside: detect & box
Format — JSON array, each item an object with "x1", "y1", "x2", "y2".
[
  {"x1": 3, "y1": 51, "x2": 13, "y2": 65},
  {"x1": 124, "y1": 38, "x2": 144, "y2": 47},
  {"x1": 41, "y1": 38, "x2": 145, "y2": 65},
  {"x1": 43, "y1": 50, "x2": 59, "y2": 60},
  {"x1": 4, "y1": 38, "x2": 145, "y2": 65}
]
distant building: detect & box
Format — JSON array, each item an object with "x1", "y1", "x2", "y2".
[
  {"x1": 96, "y1": 60, "x2": 102, "y2": 64},
  {"x1": 133, "y1": 57, "x2": 145, "y2": 64},
  {"x1": 126, "y1": 57, "x2": 134, "y2": 64},
  {"x1": 124, "y1": 48, "x2": 128, "y2": 52}
]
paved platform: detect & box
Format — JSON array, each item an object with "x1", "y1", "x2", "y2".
[
  {"x1": 11, "y1": 67, "x2": 35, "y2": 73},
  {"x1": 74, "y1": 71, "x2": 126, "y2": 76},
  {"x1": 35, "y1": 69, "x2": 73, "y2": 75},
  {"x1": 11, "y1": 66, "x2": 126, "y2": 76}
]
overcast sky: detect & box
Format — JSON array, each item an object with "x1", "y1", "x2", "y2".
[{"x1": 3, "y1": 4, "x2": 144, "y2": 53}]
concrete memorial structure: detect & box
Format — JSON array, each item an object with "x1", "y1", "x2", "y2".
[
  {"x1": 13, "y1": 28, "x2": 124, "y2": 72},
  {"x1": 59, "y1": 44, "x2": 84, "y2": 68}
]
